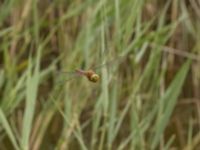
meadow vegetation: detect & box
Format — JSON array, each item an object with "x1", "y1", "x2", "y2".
[{"x1": 0, "y1": 0, "x2": 200, "y2": 149}]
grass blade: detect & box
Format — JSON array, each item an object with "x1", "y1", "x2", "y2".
[
  {"x1": 151, "y1": 60, "x2": 191, "y2": 149},
  {"x1": 21, "y1": 48, "x2": 41, "y2": 149}
]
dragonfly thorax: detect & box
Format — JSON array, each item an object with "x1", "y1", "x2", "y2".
[
  {"x1": 85, "y1": 70, "x2": 100, "y2": 82},
  {"x1": 89, "y1": 74, "x2": 99, "y2": 82}
]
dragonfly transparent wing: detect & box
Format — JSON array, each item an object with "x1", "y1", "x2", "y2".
[
  {"x1": 89, "y1": 55, "x2": 124, "y2": 72},
  {"x1": 56, "y1": 70, "x2": 81, "y2": 85},
  {"x1": 55, "y1": 55, "x2": 125, "y2": 84}
]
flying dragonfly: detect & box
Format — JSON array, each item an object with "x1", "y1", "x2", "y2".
[
  {"x1": 67, "y1": 69, "x2": 100, "y2": 83},
  {"x1": 57, "y1": 64, "x2": 109, "y2": 84},
  {"x1": 57, "y1": 55, "x2": 123, "y2": 84},
  {"x1": 57, "y1": 68, "x2": 101, "y2": 84}
]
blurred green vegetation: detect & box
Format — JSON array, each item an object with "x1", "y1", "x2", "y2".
[{"x1": 0, "y1": 0, "x2": 200, "y2": 149}]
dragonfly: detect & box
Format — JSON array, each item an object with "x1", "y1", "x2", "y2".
[
  {"x1": 57, "y1": 55, "x2": 124, "y2": 84},
  {"x1": 57, "y1": 65, "x2": 108, "y2": 84},
  {"x1": 67, "y1": 69, "x2": 100, "y2": 83}
]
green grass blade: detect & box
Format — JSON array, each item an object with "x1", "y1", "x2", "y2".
[
  {"x1": 151, "y1": 60, "x2": 191, "y2": 149},
  {"x1": 21, "y1": 48, "x2": 41, "y2": 149},
  {"x1": 0, "y1": 108, "x2": 20, "y2": 150}
]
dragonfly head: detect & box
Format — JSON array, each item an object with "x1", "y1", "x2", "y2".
[
  {"x1": 89, "y1": 74, "x2": 100, "y2": 82},
  {"x1": 84, "y1": 70, "x2": 100, "y2": 83}
]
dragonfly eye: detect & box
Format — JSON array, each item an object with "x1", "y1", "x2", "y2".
[{"x1": 89, "y1": 74, "x2": 100, "y2": 82}]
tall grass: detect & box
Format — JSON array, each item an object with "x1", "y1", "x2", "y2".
[{"x1": 0, "y1": 0, "x2": 199, "y2": 149}]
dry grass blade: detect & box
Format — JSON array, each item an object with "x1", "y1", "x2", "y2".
[{"x1": 151, "y1": 43, "x2": 200, "y2": 61}]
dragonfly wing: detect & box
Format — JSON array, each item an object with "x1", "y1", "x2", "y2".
[
  {"x1": 56, "y1": 70, "x2": 77, "y2": 75},
  {"x1": 91, "y1": 55, "x2": 124, "y2": 71},
  {"x1": 56, "y1": 76, "x2": 77, "y2": 85},
  {"x1": 56, "y1": 70, "x2": 82, "y2": 85}
]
